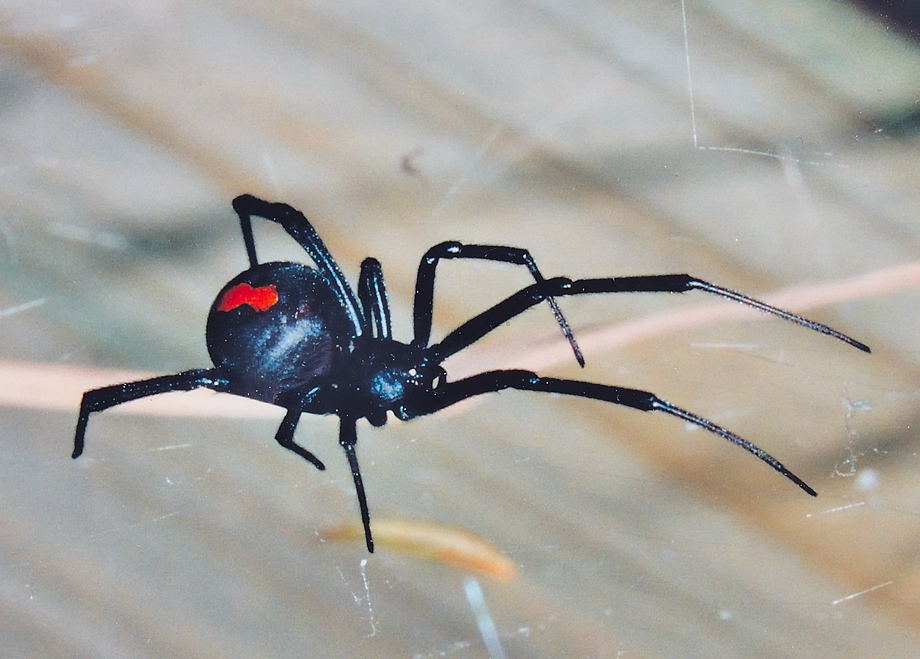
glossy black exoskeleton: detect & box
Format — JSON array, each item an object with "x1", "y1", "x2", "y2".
[
  {"x1": 73, "y1": 194, "x2": 870, "y2": 552},
  {"x1": 207, "y1": 262, "x2": 352, "y2": 404}
]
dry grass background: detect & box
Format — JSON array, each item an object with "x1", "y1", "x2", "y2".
[{"x1": 1, "y1": 1, "x2": 918, "y2": 656}]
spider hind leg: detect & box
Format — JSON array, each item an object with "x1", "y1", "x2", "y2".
[{"x1": 73, "y1": 368, "x2": 230, "y2": 459}]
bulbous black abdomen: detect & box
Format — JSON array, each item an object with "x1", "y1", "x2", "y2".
[{"x1": 206, "y1": 261, "x2": 353, "y2": 403}]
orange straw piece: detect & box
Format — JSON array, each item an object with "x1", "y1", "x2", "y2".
[{"x1": 321, "y1": 517, "x2": 517, "y2": 581}]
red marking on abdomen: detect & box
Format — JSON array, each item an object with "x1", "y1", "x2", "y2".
[{"x1": 218, "y1": 283, "x2": 279, "y2": 312}]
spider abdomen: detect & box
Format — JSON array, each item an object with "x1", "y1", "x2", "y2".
[{"x1": 206, "y1": 261, "x2": 353, "y2": 403}]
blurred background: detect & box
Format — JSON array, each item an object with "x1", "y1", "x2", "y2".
[{"x1": 1, "y1": 1, "x2": 918, "y2": 656}]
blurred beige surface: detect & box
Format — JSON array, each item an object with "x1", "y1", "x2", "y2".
[{"x1": 1, "y1": 1, "x2": 919, "y2": 656}]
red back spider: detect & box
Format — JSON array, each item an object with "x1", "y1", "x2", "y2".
[{"x1": 73, "y1": 195, "x2": 870, "y2": 552}]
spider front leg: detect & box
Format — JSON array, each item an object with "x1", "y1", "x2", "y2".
[
  {"x1": 73, "y1": 368, "x2": 230, "y2": 458},
  {"x1": 412, "y1": 241, "x2": 584, "y2": 366},
  {"x1": 415, "y1": 369, "x2": 817, "y2": 496},
  {"x1": 430, "y1": 274, "x2": 870, "y2": 361}
]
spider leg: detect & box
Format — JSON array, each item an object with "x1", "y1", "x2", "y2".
[
  {"x1": 429, "y1": 274, "x2": 870, "y2": 361},
  {"x1": 73, "y1": 368, "x2": 230, "y2": 459},
  {"x1": 338, "y1": 414, "x2": 374, "y2": 552},
  {"x1": 412, "y1": 242, "x2": 584, "y2": 366},
  {"x1": 415, "y1": 369, "x2": 817, "y2": 496},
  {"x1": 274, "y1": 408, "x2": 326, "y2": 471},
  {"x1": 358, "y1": 257, "x2": 392, "y2": 339},
  {"x1": 231, "y1": 194, "x2": 363, "y2": 335}
]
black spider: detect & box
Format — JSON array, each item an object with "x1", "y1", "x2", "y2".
[{"x1": 73, "y1": 195, "x2": 870, "y2": 552}]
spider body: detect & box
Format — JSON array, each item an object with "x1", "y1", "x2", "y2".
[{"x1": 73, "y1": 195, "x2": 869, "y2": 553}]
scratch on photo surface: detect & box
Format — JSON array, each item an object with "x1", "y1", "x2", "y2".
[
  {"x1": 0, "y1": 298, "x2": 46, "y2": 319},
  {"x1": 334, "y1": 565, "x2": 362, "y2": 607},
  {"x1": 335, "y1": 561, "x2": 378, "y2": 637},
  {"x1": 359, "y1": 558, "x2": 378, "y2": 637},
  {"x1": 680, "y1": 0, "x2": 841, "y2": 167},
  {"x1": 430, "y1": 126, "x2": 502, "y2": 218},
  {"x1": 831, "y1": 580, "x2": 894, "y2": 605},
  {"x1": 834, "y1": 398, "x2": 871, "y2": 477},
  {"x1": 86, "y1": 510, "x2": 181, "y2": 540},
  {"x1": 46, "y1": 222, "x2": 128, "y2": 249},
  {"x1": 464, "y1": 577, "x2": 506, "y2": 659},
  {"x1": 805, "y1": 501, "x2": 866, "y2": 518},
  {"x1": 152, "y1": 443, "x2": 193, "y2": 451}
]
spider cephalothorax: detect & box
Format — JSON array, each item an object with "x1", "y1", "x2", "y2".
[{"x1": 74, "y1": 195, "x2": 869, "y2": 552}]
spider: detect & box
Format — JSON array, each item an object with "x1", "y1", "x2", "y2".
[{"x1": 73, "y1": 195, "x2": 870, "y2": 552}]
